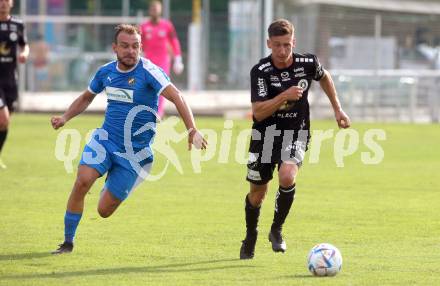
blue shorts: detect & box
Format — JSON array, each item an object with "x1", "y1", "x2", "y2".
[{"x1": 79, "y1": 129, "x2": 153, "y2": 201}]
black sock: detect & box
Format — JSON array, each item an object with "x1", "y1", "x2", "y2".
[
  {"x1": 271, "y1": 184, "x2": 296, "y2": 232},
  {"x1": 0, "y1": 129, "x2": 7, "y2": 153},
  {"x1": 245, "y1": 194, "x2": 260, "y2": 236}
]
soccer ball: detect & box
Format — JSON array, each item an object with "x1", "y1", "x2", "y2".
[{"x1": 307, "y1": 243, "x2": 342, "y2": 277}]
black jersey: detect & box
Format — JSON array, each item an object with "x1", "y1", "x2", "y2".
[
  {"x1": 0, "y1": 16, "x2": 27, "y2": 83},
  {"x1": 250, "y1": 52, "x2": 324, "y2": 132}
]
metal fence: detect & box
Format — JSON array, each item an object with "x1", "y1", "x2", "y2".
[
  {"x1": 13, "y1": 0, "x2": 440, "y2": 122},
  {"x1": 311, "y1": 70, "x2": 440, "y2": 123}
]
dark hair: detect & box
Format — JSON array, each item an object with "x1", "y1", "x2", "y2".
[
  {"x1": 149, "y1": 0, "x2": 162, "y2": 6},
  {"x1": 114, "y1": 24, "x2": 140, "y2": 43},
  {"x1": 268, "y1": 19, "x2": 294, "y2": 37}
]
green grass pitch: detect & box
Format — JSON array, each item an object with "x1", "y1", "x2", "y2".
[{"x1": 0, "y1": 114, "x2": 439, "y2": 285}]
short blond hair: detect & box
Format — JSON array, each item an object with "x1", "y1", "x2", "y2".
[{"x1": 114, "y1": 24, "x2": 140, "y2": 43}]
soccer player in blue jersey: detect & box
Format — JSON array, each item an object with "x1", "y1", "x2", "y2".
[{"x1": 50, "y1": 24, "x2": 207, "y2": 254}]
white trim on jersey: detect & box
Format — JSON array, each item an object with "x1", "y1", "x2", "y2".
[
  {"x1": 88, "y1": 86, "x2": 98, "y2": 95},
  {"x1": 116, "y1": 59, "x2": 140, "y2": 73},
  {"x1": 140, "y1": 57, "x2": 171, "y2": 95},
  {"x1": 156, "y1": 82, "x2": 171, "y2": 96}
]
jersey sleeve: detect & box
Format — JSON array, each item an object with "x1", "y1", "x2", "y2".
[
  {"x1": 167, "y1": 21, "x2": 182, "y2": 56},
  {"x1": 312, "y1": 55, "x2": 325, "y2": 81},
  {"x1": 147, "y1": 65, "x2": 171, "y2": 95},
  {"x1": 88, "y1": 67, "x2": 105, "y2": 94},
  {"x1": 250, "y1": 67, "x2": 269, "y2": 102},
  {"x1": 18, "y1": 22, "x2": 27, "y2": 47}
]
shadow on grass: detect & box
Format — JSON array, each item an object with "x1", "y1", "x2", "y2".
[
  {"x1": 0, "y1": 252, "x2": 53, "y2": 261},
  {"x1": 2, "y1": 258, "x2": 254, "y2": 279},
  {"x1": 280, "y1": 274, "x2": 332, "y2": 279}
]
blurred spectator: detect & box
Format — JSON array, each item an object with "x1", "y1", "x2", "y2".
[{"x1": 29, "y1": 34, "x2": 50, "y2": 91}]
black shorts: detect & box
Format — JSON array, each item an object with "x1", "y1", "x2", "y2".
[
  {"x1": 246, "y1": 130, "x2": 309, "y2": 185},
  {"x1": 0, "y1": 83, "x2": 18, "y2": 112}
]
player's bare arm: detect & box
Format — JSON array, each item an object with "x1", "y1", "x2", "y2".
[
  {"x1": 17, "y1": 44, "x2": 29, "y2": 63},
  {"x1": 252, "y1": 85, "x2": 304, "y2": 122},
  {"x1": 51, "y1": 90, "x2": 96, "y2": 129},
  {"x1": 161, "y1": 84, "x2": 207, "y2": 150},
  {"x1": 319, "y1": 70, "x2": 351, "y2": 129}
]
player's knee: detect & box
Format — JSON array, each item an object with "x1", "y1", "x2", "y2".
[
  {"x1": 249, "y1": 191, "x2": 266, "y2": 207},
  {"x1": 97, "y1": 207, "x2": 113, "y2": 218},
  {"x1": 254, "y1": 196, "x2": 265, "y2": 207},
  {"x1": 0, "y1": 118, "x2": 9, "y2": 130},
  {"x1": 73, "y1": 178, "x2": 92, "y2": 194},
  {"x1": 279, "y1": 173, "x2": 295, "y2": 188}
]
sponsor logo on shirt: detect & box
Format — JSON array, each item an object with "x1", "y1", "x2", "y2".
[
  {"x1": 277, "y1": 112, "x2": 298, "y2": 119},
  {"x1": 158, "y1": 30, "x2": 166, "y2": 37},
  {"x1": 247, "y1": 169, "x2": 261, "y2": 181},
  {"x1": 271, "y1": 82, "x2": 281, "y2": 87},
  {"x1": 257, "y1": 77, "x2": 267, "y2": 97},
  {"x1": 281, "y1": 71, "x2": 290, "y2": 81},
  {"x1": 294, "y1": 67, "x2": 306, "y2": 78},
  {"x1": 258, "y1": 62, "x2": 271, "y2": 71},
  {"x1": 105, "y1": 87, "x2": 134, "y2": 103},
  {"x1": 270, "y1": 75, "x2": 279, "y2": 82},
  {"x1": 0, "y1": 42, "x2": 11, "y2": 56},
  {"x1": 0, "y1": 57, "x2": 13, "y2": 62},
  {"x1": 316, "y1": 65, "x2": 324, "y2": 79},
  {"x1": 263, "y1": 67, "x2": 273, "y2": 72},
  {"x1": 278, "y1": 101, "x2": 295, "y2": 111}
]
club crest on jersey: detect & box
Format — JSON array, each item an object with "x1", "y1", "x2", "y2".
[
  {"x1": 128, "y1": 77, "x2": 135, "y2": 85},
  {"x1": 9, "y1": 32, "x2": 18, "y2": 42},
  {"x1": 298, "y1": 79, "x2": 309, "y2": 90}
]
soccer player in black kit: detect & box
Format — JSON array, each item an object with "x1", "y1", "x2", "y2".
[
  {"x1": 0, "y1": 0, "x2": 28, "y2": 169},
  {"x1": 240, "y1": 19, "x2": 351, "y2": 259}
]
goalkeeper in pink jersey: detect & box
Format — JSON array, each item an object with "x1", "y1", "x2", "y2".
[{"x1": 140, "y1": 0, "x2": 184, "y2": 118}]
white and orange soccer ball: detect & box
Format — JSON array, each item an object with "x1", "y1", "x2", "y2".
[{"x1": 307, "y1": 243, "x2": 343, "y2": 277}]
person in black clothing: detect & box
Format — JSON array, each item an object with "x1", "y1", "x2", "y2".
[
  {"x1": 240, "y1": 19, "x2": 351, "y2": 259},
  {"x1": 0, "y1": 0, "x2": 28, "y2": 169}
]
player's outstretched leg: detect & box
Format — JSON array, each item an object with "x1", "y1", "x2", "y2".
[
  {"x1": 52, "y1": 166, "x2": 100, "y2": 254},
  {"x1": 269, "y1": 184, "x2": 295, "y2": 253}
]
